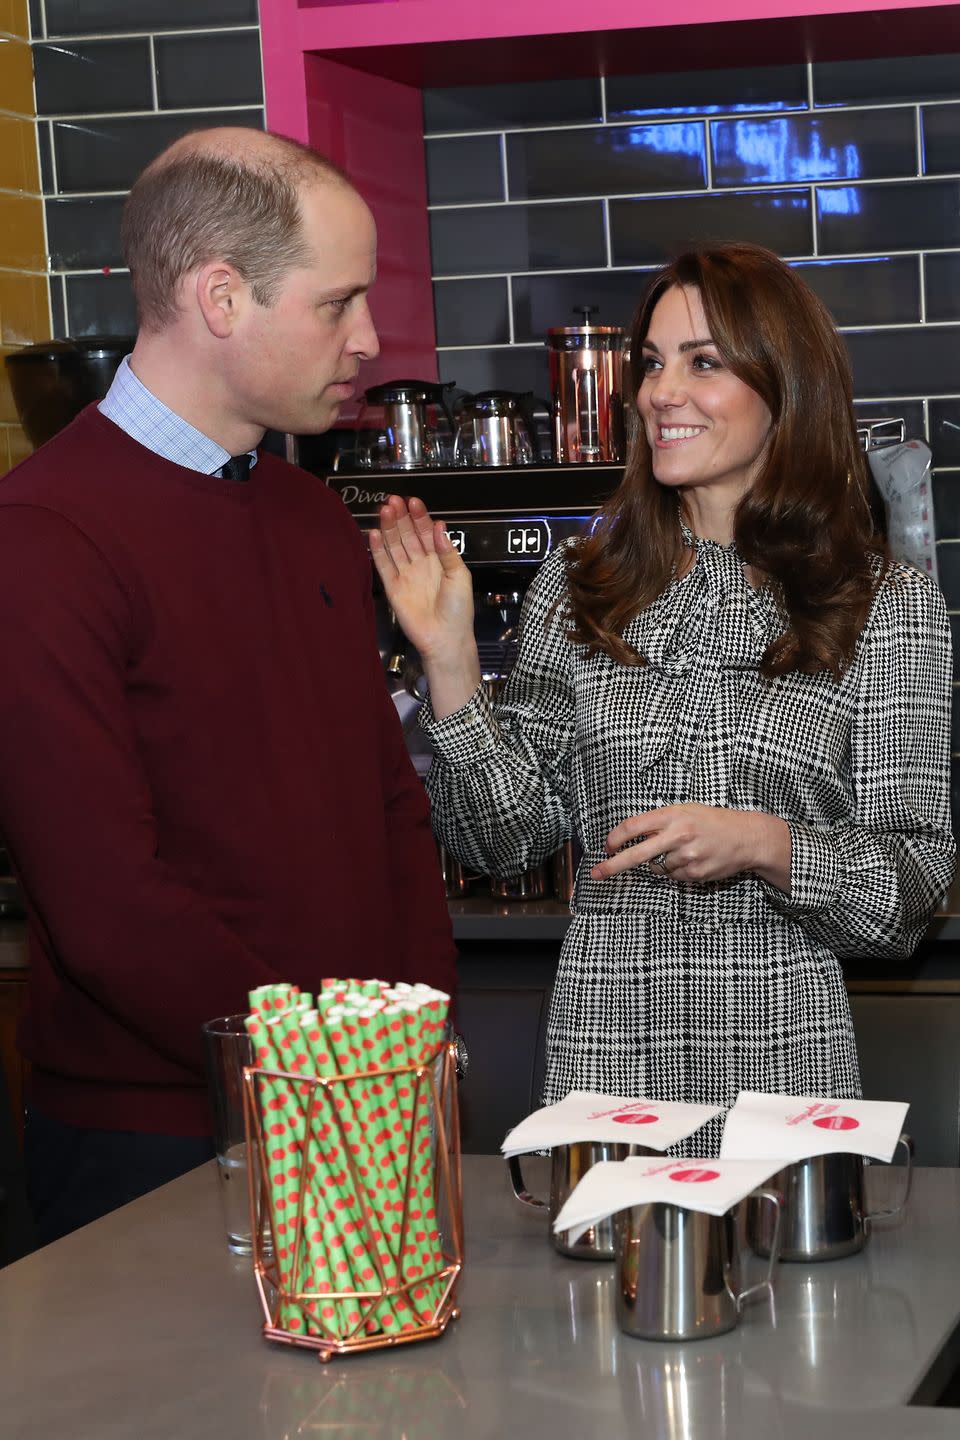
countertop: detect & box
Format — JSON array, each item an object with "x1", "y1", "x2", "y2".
[
  {"x1": 3, "y1": 872, "x2": 960, "y2": 969},
  {"x1": 1, "y1": 1154, "x2": 959, "y2": 1438}
]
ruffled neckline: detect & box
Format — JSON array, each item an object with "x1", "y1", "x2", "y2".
[{"x1": 626, "y1": 523, "x2": 782, "y2": 674}]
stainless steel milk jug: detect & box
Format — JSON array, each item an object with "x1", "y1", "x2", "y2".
[
  {"x1": 746, "y1": 1135, "x2": 913, "y2": 1262},
  {"x1": 547, "y1": 308, "x2": 626, "y2": 463},
  {"x1": 614, "y1": 1190, "x2": 783, "y2": 1341},
  {"x1": 509, "y1": 1141, "x2": 652, "y2": 1259}
]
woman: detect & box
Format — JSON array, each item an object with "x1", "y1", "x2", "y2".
[{"x1": 370, "y1": 242, "x2": 955, "y2": 1152}]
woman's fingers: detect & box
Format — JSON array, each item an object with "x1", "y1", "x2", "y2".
[{"x1": 408, "y1": 495, "x2": 438, "y2": 555}]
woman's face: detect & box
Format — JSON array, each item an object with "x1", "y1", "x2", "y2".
[{"x1": 637, "y1": 284, "x2": 772, "y2": 507}]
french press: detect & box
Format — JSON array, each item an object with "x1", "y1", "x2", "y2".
[
  {"x1": 547, "y1": 307, "x2": 626, "y2": 464},
  {"x1": 355, "y1": 379, "x2": 456, "y2": 470}
]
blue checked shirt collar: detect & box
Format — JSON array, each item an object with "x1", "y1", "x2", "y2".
[{"x1": 99, "y1": 355, "x2": 258, "y2": 477}]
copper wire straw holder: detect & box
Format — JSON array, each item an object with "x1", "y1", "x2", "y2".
[{"x1": 242, "y1": 1040, "x2": 463, "y2": 1361}]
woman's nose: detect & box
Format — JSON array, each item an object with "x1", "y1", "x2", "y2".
[{"x1": 648, "y1": 363, "x2": 685, "y2": 408}]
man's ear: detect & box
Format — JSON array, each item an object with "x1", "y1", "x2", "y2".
[{"x1": 195, "y1": 261, "x2": 247, "y2": 339}]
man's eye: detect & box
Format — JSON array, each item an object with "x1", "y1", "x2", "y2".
[{"x1": 326, "y1": 297, "x2": 350, "y2": 314}]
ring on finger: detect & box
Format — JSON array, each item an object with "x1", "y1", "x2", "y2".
[{"x1": 652, "y1": 850, "x2": 670, "y2": 873}]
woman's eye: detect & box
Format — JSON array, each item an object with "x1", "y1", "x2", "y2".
[
  {"x1": 691, "y1": 352, "x2": 720, "y2": 371},
  {"x1": 640, "y1": 354, "x2": 661, "y2": 374}
]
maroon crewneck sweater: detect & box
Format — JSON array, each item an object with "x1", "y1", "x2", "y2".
[{"x1": 0, "y1": 406, "x2": 456, "y2": 1134}]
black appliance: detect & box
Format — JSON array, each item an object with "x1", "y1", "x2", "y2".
[
  {"x1": 294, "y1": 450, "x2": 625, "y2": 758},
  {"x1": 4, "y1": 336, "x2": 133, "y2": 449}
]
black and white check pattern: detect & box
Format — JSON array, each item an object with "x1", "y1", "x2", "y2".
[{"x1": 421, "y1": 537, "x2": 956, "y2": 1155}]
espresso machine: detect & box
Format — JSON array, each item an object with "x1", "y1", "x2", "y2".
[{"x1": 289, "y1": 326, "x2": 629, "y2": 902}]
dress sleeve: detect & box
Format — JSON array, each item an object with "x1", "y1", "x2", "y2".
[
  {"x1": 420, "y1": 544, "x2": 575, "y2": 876},
  {"x1": 762, "y1": 565, "x2": 957, "y2": 959}
]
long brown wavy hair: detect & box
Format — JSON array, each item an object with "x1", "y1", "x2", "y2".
[{"x1": 564, "y1": 242, "x2": 886, "y2": 680}]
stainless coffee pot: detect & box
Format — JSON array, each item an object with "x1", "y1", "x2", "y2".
[
  {"x1": 746, "y1": 1136, "x2": 913, "y2": 1262},
  {"x1": 548, "y1": 307, "x2": 626, "y2": 464},
  {"x1": 509, "y1": 1141, "x2": 653, "y2": 1259},
  {"x1": 614, "y1": 1190, "x2": 783, "y2": 1341},
  {"x1": 356, "y1": 379, "x2": 456, "y2": 470},
  {"x1": 453, "y1": 390, "x2": 537, "y2": 467}
]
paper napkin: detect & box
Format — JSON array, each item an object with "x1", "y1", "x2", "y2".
[
  {"x1": 501, "y1": 1090, "x2": 723, "y2": 1158},
  {"x1": 553, "y1": 1155, "x2": 786, "y2": 1245},
  {"x1": 719, "y1": 1091, "x2": 909, "y2": 1165}
]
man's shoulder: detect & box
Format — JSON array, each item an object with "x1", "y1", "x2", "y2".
[
  {"x1": 256, "y1": 451, "x2": 367, "y2": 546},
  {"x1": 0, "y1": 406, "x2": 114, "y2": 511}
]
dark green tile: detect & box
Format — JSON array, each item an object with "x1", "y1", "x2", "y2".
[
  {"x1": 430, "y1": 202, "x2": 606, "y2": 276},
  {"x1": 508, "y1": 123, "x2": 705, "y2": 201},
  {"x1": 608, "y1": 63, "x2": 807, "y2": 119},
  {"x1": 426, "y1": 136, "x2": 503, "y2": 205},
  {"x1": 817, "y1": 180, "x2": 960, "y2": 255},
  {"x1": 52, "y1": 109, "x2": 264, "y2": 193},
  {"x1": 712, "y1": 109, "x2": 916, "y2": 186},
  {"x1": 44, "y1": 0, "x2": 257, "y2": 35},
  {"x1": 34, "y1": 38, "x2": 152, "y2": 116},
  {"x1": 610, "y1": 188, "x2": 811, "y2": 265},
  {"x1": 433, "y1": 278, "x2": 510, "y2": 346},
  {"x1": 423, "y1": 78, "x2": 602, "y2": 134},
  {"x1": 154, "y1": 31, "x2": 263, "y2": 110}
]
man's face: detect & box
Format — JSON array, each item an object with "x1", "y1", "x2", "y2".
[{"x1": 228, "y1": 181, "x2": 380, "y2": 436}]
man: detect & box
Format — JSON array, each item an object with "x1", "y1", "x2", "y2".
[{"x1": 0, "y1": 128, "x2": 457, "y2": 1245}]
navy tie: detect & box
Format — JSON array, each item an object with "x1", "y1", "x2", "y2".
[{"x1": 221, "y1": 454, "x2": 251, "y2": 482}]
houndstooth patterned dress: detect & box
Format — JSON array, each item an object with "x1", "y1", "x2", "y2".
[{"x1": 420, "y1": 537, "x2": 956, "y2": 1155}]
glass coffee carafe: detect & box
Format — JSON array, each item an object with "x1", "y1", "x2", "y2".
[
  {"x1": 353, "y1": 379, "x2": 456, "y2": 471},
  {"x1": 453, "y1": 390, "x2": 537, "y2": 467}
]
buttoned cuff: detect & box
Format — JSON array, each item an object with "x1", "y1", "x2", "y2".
[
  {"x1": 418, "y1": 684, "x2": 498, "y2": 767},
  {"x1": 761, "y1": 821, "x2": 843, "y2": 915}
]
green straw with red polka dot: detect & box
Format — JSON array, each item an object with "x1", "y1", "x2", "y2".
[{"x1": 245, "y1": 979, "x2": 452, "y2": 1345}]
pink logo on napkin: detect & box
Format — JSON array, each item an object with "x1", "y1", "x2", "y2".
[
  {"x1": 612, "y1": 1112, "x2": 658, "y2": 1126},
  {"x1": 670, "y1": 1167, "x2": 720, "y2": 1184},
  {"x1": 812, "y1": 1115, "x2": 859, "y2": 1131}
]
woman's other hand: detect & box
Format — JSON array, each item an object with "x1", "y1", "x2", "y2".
[
  {"x1": 591, "y1": 803, "x2": 791, "y2": 892},
  {"x1": 369, "y1": 495, "x2": 481, "y2": 719}
]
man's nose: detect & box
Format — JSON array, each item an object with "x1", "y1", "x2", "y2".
[{"x1": 349, "y1": 298, "x2": 380, "y2": 361}]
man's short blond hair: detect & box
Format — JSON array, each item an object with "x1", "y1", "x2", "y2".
[{"x1": 122, "y1": 130, "x2": 349, "y2": 332}]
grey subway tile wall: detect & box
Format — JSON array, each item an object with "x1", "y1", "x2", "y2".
[
  {"x1": 507, "y1": 123, "x2": 707, "y2": 200},
  {"x1": 30, "y1": 2, "x2": 265, "y2": 339},
  {"x1": 922, "y1": 105, "x2": 960, "y2": 176},
  {"x1": 710, "y1": 109, "x2": 917, "y2": 186},
  {"x1": 606, "y1": 63, "x2": 808, "y2": 119},
  {"x1": 813, "y1": 54, "x2": 960, "y2": 107},
  {"x1": 609, "y1": 188, "x2": 812, "y2": 265},
  {"x1": 33, "y1": 39, "x2": 154, "y2": 115},
  {"x1": 43, "y1": 0, "x2": 258, "y2": 34},
  {"x1": 154, "y1": 32, "x2": 264, "y2": 111},
  {"x1": 424, "y1": 54, "x2": 960, "y2": 780},
  {"x1": 46, "y1": 196, "x2": 126, "y2": 270},
  {"x1": 423, "y1": 77, "x2": 602, "y2": 133},
  {"x1": 53, "y1": 110, "x2": 264, "y2": 194},
  {"x1": 816, "y1": 179, "x2": 960, "y2": 254},
  {"x1": 425, "y1": 136, "x2": 504, "y2": 205},
  {"x1": 925, "y1": 253, "x2": 960, "y2": 321}
]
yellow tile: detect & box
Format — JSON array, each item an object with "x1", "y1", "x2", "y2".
[
  {"x1": 0, "y1": 349, "x2": 20, "y2": 425},
  {"x1": 0, "y1": 0, "x2": 30, "y2": 41},
  {"x1": 0, "y1": 193, "x2": 45, "y2": 270},
  {"x1": 0, "y1": 271, "x2": 50, "y2": 345},
  {"x1": 0, "y1": 114, "x2": 40, "y2": 194},
  {"x1": 0, "y1": 35, "x2": 34, "y2": 116},
  {"x1": 5, "y1": 421, "x2": 31, "y2": 468}
]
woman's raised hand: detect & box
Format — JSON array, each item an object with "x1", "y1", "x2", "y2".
[{"x1": 369, "y1": 495, "x2": 481, "y2": 718}]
